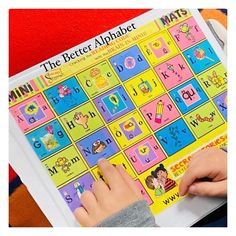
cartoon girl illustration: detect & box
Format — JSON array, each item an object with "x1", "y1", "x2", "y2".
[
  {"x1": 145, "y1": 163, "x2": 176, "y2": 196},
  {"x1": 145, "y1": 175, "x2": 165, "y2": 197}
]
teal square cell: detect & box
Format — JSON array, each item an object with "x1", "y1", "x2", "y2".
[
  {"x1": 169, "y1": 78, "x2": 209, "y2": 114},
  {"x1": 44, "y1": 76, "x2": 88, "y2": 115},
  {"x1": 155, "y1": 118, "x2": 195, "y2": 156},
  {"x1": 26, "y1": 119, "x2": 71, "y2": 160},
  {"x1": 183, "y1": 40, "x2": 220, "y2": 74}
]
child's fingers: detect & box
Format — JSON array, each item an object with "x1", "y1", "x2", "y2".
[
  {"x1": 179, "y1": 155, "x2": 201, "y2": 196},
  {"x1": 189, "y1": 148, "x2": 218, "y2": 166},
  {"x1": 74, "y1": 207, "x2": 92, "y2": 227},
  {"x1": 188, "y1": 180, "x2": 227, "y2": 197},
  {"x1": 188, "y1": 149, "x2": 209, "y2": 167},
  {"x1": 92, "y1": 180, "x2": 110, "y2": 203},
  {"x1": 179, "y1": 148, "x2": 224, "y2": 196},
  {"x1": 179, "y1": 164, "x2": 209, "y2": 196},
  {"x1": 80, "y1": 190, "x2": 98, "y2": 214},
  {"x1": 116, "y1": 164, "x2": 143, "y2": 199},
  {"x1": 97, "y1": 158, "x2": 125, "y2": 190}
]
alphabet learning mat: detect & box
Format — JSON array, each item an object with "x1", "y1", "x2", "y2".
[{"x1": 9, "y1": 9, "x2": 227, "y2": 219}]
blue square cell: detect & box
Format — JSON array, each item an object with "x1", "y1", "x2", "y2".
[
  {"x1": 169, "y1": 78, "x2": 209, "y2": 114},
  {"x1": 44, "y1": 76, "x2": 88, "y2": 115},
  {"x1": 26, "y1": 119, "x2": 71, "y2": 160},
  {"x1": 155, "y1": 118, "x2": 195, "y2": 156},
  {"x1": 183, "y1": 40, "x2": 220, "y2": 74},
  {"x1": 109, "y1": 45, "x2": 150, "y2": 82},
  {"x1": 76, "y1": 128, "x2": 120, "y2": 167}
]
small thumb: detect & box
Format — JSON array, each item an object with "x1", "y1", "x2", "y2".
[{"x1": 188, "y1": 180, "x2": 227, "y2": 197}]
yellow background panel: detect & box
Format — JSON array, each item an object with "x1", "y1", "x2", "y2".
[
  {"x1": 124, "y1": 69, "x2": 165, "y2": 107},
  {"x1": 42, "y1": 146, "x2": 87, "y2": 187},
  {"x1": 92, "y1": 153, "x2": 137, "y2": 181}
]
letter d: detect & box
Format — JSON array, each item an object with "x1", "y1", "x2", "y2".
[{"x1": 137, "y1": 55, "x2": 143, "y2": 62}]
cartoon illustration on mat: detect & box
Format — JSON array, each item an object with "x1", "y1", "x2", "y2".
[
  {"x1": 135, "y1": 143, "x2": 157, "y2": 164},
  {"x1": 107, "y1": 93, "x2": 122, "y2": 114},
  {"x1": 92, "y1": 140, "x2": 107, "y2": 154},
  {"x1": 138, "y1": 79, "x2": 152, "y2": 95},
  {"x1": 145, "y1": 164, "x2": 176, "y2": 196},
  {"x1": 58, "y1": 84, "x2": 72, "y2": 98},
  {"x1": 166, "y1": 63, "x2": 183, "y2": 79},
  {"x1": 90, "y1": 67, "x2": 109, "y2": 89},
  {"x1": 195, "y1": 113, "x2": 214, "y2": 122},
  {"x1": 169, "y1": 126, "x2": 182, "y2": 147},
  {"x1": 178, "y1": 23, "x2": 195, "y2": 42},
  {"x1": 74, "y1": 182, "x2": 85, "y2": 198},
  {"x1": 149, "y1": 37, "x2": 170, "y2": 58},
  {"x1": 155, "y1": 100, "x2": 164, "y2": 123},
  {"x1": 120, "y1": 118, "x2": 142, "y2": 141},
  {"x1": 208, "y1": 70, "x2": 227, "y2": 88},
  {"x1": 57, "y1": 84, "x2": 77, "y2": 105},
  {"x1": 124, "y1": 56, "x2": 136, "y2": 69},
  {"x1": 55, "y1": 157, "x2": 71, "y2": 173},
  {"x1": 145, "y1": 175, "x2": 165, "y2": 196},
  {"x1": 73, "y1": 112, "x2": 89, "y2": 129},
  {"x1": 25, "y1": 102, "x2": 39, "y2": 115},
  {"x1": 40, "y1": 125, "x2": 59, "y2": 151},
  {"x1": 193, "y1": 47, "x2": 215, "y2": 62}
]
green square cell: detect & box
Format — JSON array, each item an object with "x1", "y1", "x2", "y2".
[
  {"x1": 197, "y1": 63, "x2": 227, "y2": 98},
  {"x1": 76, "y1": 61, "x2": 120, "y2": 98},
  {"x1": 184, "y1": 102, "x2": 225, "y2": 138},
  {"x1": 42, "y1": 146, "x2": 87, "y2": 187},
  {"x1": 60, "y1": 102, "x2": 104, "y2": 141}
]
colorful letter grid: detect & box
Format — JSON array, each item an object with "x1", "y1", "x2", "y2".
[{"x1": 9, "y1": 10, "x2": 227, "y2": 218}]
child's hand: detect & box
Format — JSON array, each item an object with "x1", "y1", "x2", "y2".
[
  {"x1": 179, "y1": 147, "x2": 227, "y2": 197},
  {"x1": 74, "y1": 158, "x2": 144, "y2": 227}
]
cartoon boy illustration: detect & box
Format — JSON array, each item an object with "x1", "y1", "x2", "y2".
[{"x1": 145, "y1": 163, "x2": 176, "y2": 196}]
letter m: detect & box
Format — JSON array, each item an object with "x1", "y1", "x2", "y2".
[
  {"x1": 71, "y1": 156, "x2": 80, "y2": 164},
  {"x1": 9, "y1": 90, "x2": 17, "y2": 102},
  {"x1": 48, "y1": 166, "x2": 58, "y2": 176}
]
